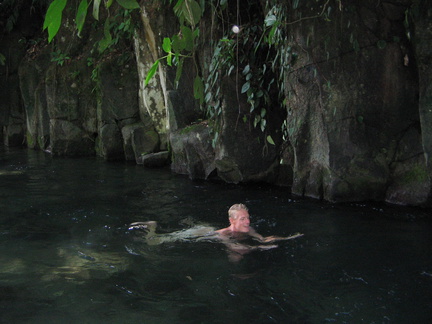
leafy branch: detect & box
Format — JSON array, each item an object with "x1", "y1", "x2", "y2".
[
  {"x1": 145, "y1": 0, "x2": 204, "y2": 103},
  {"x1": 144, "y1": 36, "x2": 193, "y2": 86},
  {"x1": 43, "y1": 0, "x2": 140, "y2": 53}
]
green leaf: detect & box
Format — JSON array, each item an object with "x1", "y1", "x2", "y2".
[
  {"x1": 241, "y1": 82, "x2": 250, "y2": 94},
  {"x1": 193, "y1": 76, "x2": 204, "y2": 104},
  {"x1": 43, "y1": 0, "x2": 67, "y2": 43},
  {"x1": 268, "y1": 25, "x2": 278, "y2": 44},
  {"x1": 105, "y1": 0, "x2": 113, "y2": 8},
  {"x1": 43, "y1": 0, "x2": 66, "y2": 29},
  {"x1": 265, "y1": 14, "x2": 277, "y2": 27},
  {"x1": 260, "y1": 118, "x2": 266, "y2": 132},
  {"x1": 0, "y1": 53, "x2": 5, "y2": 65},
  {"x1": 175, "y1": 58, "x2": 184, "y2": 88},
  {"x1": 247, "y1": 89, "x2": 253, "y2": 99},
  {"x1": 93, "y1": 0, "x2": 101, "y2": 20},
  {"x1": 242, "y1": 64, "x2": 250, "y2": 75},
  {"x1": 145, "y1": 59, "x2": 160, "y2": 86},
  {"x1": 172, "y1": 34, "x2": 185, "y2": 52},
  {"x1": 181, "y1": 25, "x2": 194, "y2": 51},
  {"x1": 182, "y1": 0, "x2": 202, "y2": 26},
  {"x1": 76, "y1": 0, "x2": 88, "y2": 36},
  {"x1": 167, "y1": 52, "x2": 173, "y2": 66},
  {"x1": 98, "y1": 17, "x2": 112, "y2": 52},
  {"x1": 174, "y1": 0, "x2": 185, "y2": 17},
  {"x1": 254, "y1": 115, "x2": 260, "y2": 128},
  {"x1": 227, "y1": 65, "x2": 235, "y2": 76},
  {"x1": 162, "y1": 37, "x2": 172, "y2": 54},
  {"x1": 193, "y1": 27, "x2": 200, "y2": 38},
  {"x1": 266, "y1": 135, "x2": 275, "y2": 145},
  {"x1": 116, "y1": 0, "x2": 140, "y2": 10}
]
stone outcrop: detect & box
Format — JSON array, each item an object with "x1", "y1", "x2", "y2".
[
  {"x1": 170, "y1": 122, "x2": 215, "y2": 180},
  {"x1": 6, "y1": 1, "x2": 166, "y2": 162},
  {"x1": 280, "y1": 0, "x2": 431, "y2": 205},
  {"x1": 140, "y1": 151, "x2": 170, "y2": 167},
  {"x1": 214, "y1": 76, "x2": 283, "y2": 184}
]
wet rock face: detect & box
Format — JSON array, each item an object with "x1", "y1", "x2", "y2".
[
  {"x1": 49, "y1": 119, "x2": 95, "y2": 157},
  {"x1": 170, "y1": 123, "x2": 215, "y2": 180},
  {"x1": 14, "y1": 11, "x2": 143, "y2": 158},
  {"x1": 150, "y1": 0, "x2": 431, "y2": 205},
  {"x1": 214, "y1": 76, "x2": 283, "y2": 184},
  {"x1": 2, "y1": 0, "x2": 432, "y2": 205},
  {"x1": 415, "y1": 1, "x2": 432, "y2": 206},
  {"x1": 282, "y1": 0, "x2": 430, "y2": 205}
]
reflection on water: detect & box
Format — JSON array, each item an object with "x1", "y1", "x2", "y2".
[{"x1": 1, "y1": 147, "x2": 432, "y2": 323}]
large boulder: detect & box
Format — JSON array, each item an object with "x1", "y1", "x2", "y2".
[
  {"x1": 132, "y1": 127, "x2": 160, "y2": 164},
  {"x1": 49, "y1": 119, "x2": 94, "y2": 156},
  {"x1": 170, "y1": 123, "x2": 216, "y2": 180},
  {"x1": 167, "y1": 84, "x2": 216, "y2": 179},
  {"x1": 141, "y1": 151, "x2": 170, "y2": 167}
]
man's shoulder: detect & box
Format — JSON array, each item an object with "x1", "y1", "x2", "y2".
[
  {"x1": 215, "y1": 227, "x2": 232, "y2": 237},
  {"x1": 215, "y1": 227, "x2": 228, "y2": 233}
]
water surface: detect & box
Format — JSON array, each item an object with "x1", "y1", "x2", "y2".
[{"x1": 1, "y1": 148, "x2": 431, "y2": 323}]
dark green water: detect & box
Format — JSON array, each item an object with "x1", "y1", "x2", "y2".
[{"x1": 1, "y1": 148, "x2": 431, "y2": 323}]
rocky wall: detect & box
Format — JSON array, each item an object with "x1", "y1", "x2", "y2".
[
  {"x1": 8, "y1": 0, "x2": 163, "y2": 162},
  {"x1": 1, "y1": 0, "x2": 432, "y2": 206},
  {"x1": 282, "y1": 0, "x2": 431, "y2": 205}
]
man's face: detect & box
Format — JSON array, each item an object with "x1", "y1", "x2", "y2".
[{"x1": 230, "y1": 209, "x2": 251, "y2": 233}]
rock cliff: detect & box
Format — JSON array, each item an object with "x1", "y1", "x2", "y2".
[{"x1": 0, "y1": 0, "x2": 430, "y2": 206}]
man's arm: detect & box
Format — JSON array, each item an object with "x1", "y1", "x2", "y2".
[{"x1": 251, "y1": 231, "x2": 304, "y2": 243}]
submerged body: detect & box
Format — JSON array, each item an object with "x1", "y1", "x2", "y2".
[
  {"x1": 128, "y1": 203, "x2": 303, "y2": 261},
  {"x1": 128, "y1": 221, "x2": 217, "y2": 245}
]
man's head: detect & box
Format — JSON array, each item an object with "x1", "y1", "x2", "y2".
[
  {"x1": 228, "y1": 203, "x2": 250, "y2": 233},
  {"x1": 228, "y1": 203, "x2": 248, "y2": 219}
]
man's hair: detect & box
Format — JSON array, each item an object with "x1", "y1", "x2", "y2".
[{"x1": 228, "y1": 203, "x2": 248, "y2": 219}]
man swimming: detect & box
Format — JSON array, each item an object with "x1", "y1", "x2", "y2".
[
  {"x1": 216, "y1": 203, "x2": 303, "y2": 242},
  {"x1": 127, "y1": 203, "x2": 303, "y2": 261},
  {"x1": 215, "y1": 203, "x2": 303, "y2": 261}
]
